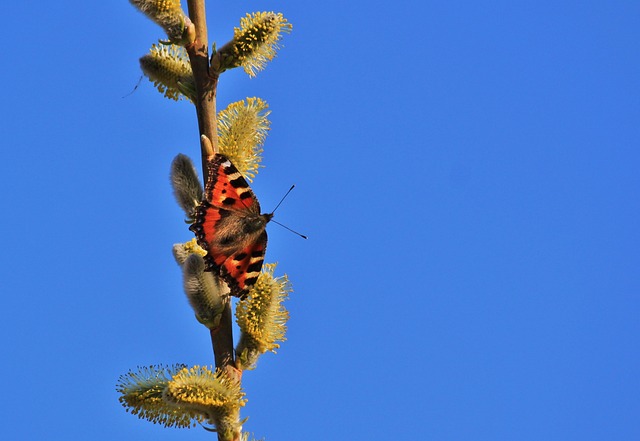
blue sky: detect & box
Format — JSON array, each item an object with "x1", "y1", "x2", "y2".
[{"x1": 1, "y1": 1, "x2": 638, "y2": 440}]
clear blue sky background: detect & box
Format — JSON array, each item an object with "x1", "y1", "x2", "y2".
[{"x1": 1, "y1": 1, "x2": 638, "y2": 440}]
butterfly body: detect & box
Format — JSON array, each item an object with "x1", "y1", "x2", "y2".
[{"x1": 189, "y1": 154, "x2": 272, "y2": 298}]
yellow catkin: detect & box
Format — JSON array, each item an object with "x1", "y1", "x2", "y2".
[
  {"x1": 231, "y1": 12, "x2": 292, "y2": 77},
  {"x1": 218, "y1": 98, "x2": 270, "y2": 180},
  {"x1": 116, "y1": 364, "x2": 202, "y2": 428},
  {"x1": 236, "y1": 264, "x2": 291, "y2": 354},
  {"x1": 130, "y1": 0, "x2": 186, "y2": 41},
  {"x1": 140, "y1": 44, "x2": 194, "y2": 101}
]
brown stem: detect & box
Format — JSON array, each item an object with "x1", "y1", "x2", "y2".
[
  {"x1": 186, "y1": 0, "x2": 238, "y2": 380},
  {"x1": 186, "y1": 0, "x2": 219, "y2": 176},
  {"x1": 210, "y1": 303, "x2": 243, "y2": 385},
  {"x1": 186, "y1": 0, "x2": 208, "y2": 45},
  {"x1": 184, "y1": 4, "x2": 243, "y2": 440}
]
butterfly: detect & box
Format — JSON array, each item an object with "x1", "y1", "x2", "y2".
[{"x1": 189, "y1": 153, "x2": 273, "y2": 299}]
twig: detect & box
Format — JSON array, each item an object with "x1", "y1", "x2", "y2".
[
  {"x1": 185, "y1": 0, "x2": 219, "y2": 175},
  {"x1": 186, "y1": 0, "x2": 239, "y2": 389}
]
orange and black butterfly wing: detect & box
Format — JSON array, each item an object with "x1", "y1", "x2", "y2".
[
  {"x1": 218, "y1": 230, "x2": 268, "y2": 298},
  {"x1": 203, "y1": 154, "x2": 261, "y2": 213},
  {"x1": 189, "y1": 202, "x2": 230, "y2": 269},
  {"x1": 189, "y1": 154, "x2": 268, "y2": 298}
]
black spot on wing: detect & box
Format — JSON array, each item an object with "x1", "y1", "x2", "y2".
[
  {"x1": 234, "y1": 252, "x2": 248, "y2": 261},
  {"x1": 247, "y1": 260, "x2": 263, "y2": 273},
  {"x1": 244, "y1": 276, "x2": 258, "y2": 287},
  {"x1": 229, "y1": 176, "x2": 247, "y2": 188}
]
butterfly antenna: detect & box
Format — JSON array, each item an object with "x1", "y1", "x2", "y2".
[
  {"x1": 271, "y1": 184, "x2": 296, "y2": 214},
  {"x1": 271, "y1": 219, "x2": 308, "y2": 239},
  {"x1": 122, "y1": 75, "x2": 143, "y2": 98},
  {"x1": 269, "y1": 185, "x2": 307, "y2": 239}
]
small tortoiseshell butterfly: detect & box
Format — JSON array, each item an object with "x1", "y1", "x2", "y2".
[{"x1": 189, "y1": 154, "x2": 272, "y2": 299}]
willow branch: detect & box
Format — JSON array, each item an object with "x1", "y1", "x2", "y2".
[
  {"x1": 185, "y1": 0, "x2": 238, "y2": 389},
  {"x1": 186, "y1": 0, "x2": 218, "y2": 173},
  {"x1": 210, "y1": 304, "x2": 235, "y2": 368}
]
